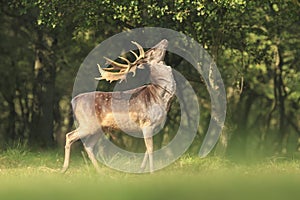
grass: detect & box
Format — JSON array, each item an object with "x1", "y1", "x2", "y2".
[{"x1": 1, "y1": 147, "x2": 300, "y2": 200}]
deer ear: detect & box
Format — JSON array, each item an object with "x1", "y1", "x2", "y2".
[
  {"x1": 147, "y1": 50, "x2": 154, "y2": 58},
  {"x1": 143, "y1": 40, "x2": 168, "y2": 63},
  {"x1": 146, "y1": 49, "x2": 165, "y2": 63},
  {"x1": 137, "y1": 64, "x2": 145, "y2": 69}
]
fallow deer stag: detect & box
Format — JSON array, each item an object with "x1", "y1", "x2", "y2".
[{"x1": 61, "y1": 39, "x2": 176, "y2": 173}]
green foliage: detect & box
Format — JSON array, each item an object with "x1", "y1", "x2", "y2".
[{"x1": 0, "y1": 0, "x2": 299, "y2": 157}]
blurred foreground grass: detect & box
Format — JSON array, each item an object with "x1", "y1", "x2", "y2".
[{"x1": 1, "y1": 147, "x2": 300, "y2": 200}]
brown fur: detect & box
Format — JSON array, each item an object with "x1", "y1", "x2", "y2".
[{"x1": 61, "y1": 39, "x2": 175, "y2": 173}]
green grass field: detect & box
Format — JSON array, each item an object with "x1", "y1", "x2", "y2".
[{"x1": 1, "y1": 147, "x2": 300, "y2": 200}]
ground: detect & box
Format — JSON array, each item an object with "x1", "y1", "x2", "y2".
[{"x1": 1, "y1": 147, "x2": 300, "y2": 200}]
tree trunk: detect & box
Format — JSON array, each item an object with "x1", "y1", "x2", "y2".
[
  {"x1": 30, "y1": 33, "x2": 56, "y2": 148},
  {"x1": 228, "y1": 92, "x2": 254, "y2": 158},
  {"x1": 274, "y1": 45, "x2": 288, "y2": 154}
]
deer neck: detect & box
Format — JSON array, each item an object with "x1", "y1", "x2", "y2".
[{"x1": 149, "y1": 63, "x2": 176, "y2": 104}]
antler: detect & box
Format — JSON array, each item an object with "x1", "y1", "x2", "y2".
[{"x1": 95, "y1": 41, "x2": 145, "y2": 83}]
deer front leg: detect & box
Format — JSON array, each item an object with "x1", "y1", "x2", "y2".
[
  {"x1": 82, "y1": 133, "x2": 101, "y2": 172},
  {"x1": 61, "y1": 129, "x2": 80, "y2": 173},
  {"x1": 142, "y1": 127, "x2": 154, "y2": 173}
]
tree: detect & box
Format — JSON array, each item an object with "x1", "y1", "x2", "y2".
[{"x1": 0, "y1": 0, "x2": 299, "y2": 158}]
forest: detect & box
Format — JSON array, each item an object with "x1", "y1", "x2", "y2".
[{"x1": 0, "y1": 0, "x2": 299, "y2": 161}]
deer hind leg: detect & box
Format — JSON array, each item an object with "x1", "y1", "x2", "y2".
[
  {"x1": 140, "y1": 150, "x2": 148, "y2": 172},
  {"x1": 142, "y1": 126, "x2": 154, "y2": 173},
  {"x1": 82, "y1": 133, "x2": 101, "y2": 172},
  {"x1": 61, "y1": 129, "x2": 80, "y2": 173}
]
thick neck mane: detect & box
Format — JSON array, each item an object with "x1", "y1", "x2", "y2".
[{"x1": 149, "y1": 63, "x2": 176, "y2": 103}]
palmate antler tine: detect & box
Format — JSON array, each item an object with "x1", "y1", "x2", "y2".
[
  {"x1": 104, "y1": 56, "x2": 129, "y2": 69},
  {"x1": 131, "y1": 41, "x2": 145, "y2": 60},
  {"x1": 95, "y1": 64, "x2": 127, "y2": 83},
  {"x1": 130, "y1": 50, "x2": 139, "y2": 59},
  {"x1": 128, "y1": 65, "x2": 138, "y2": 77},
  {"x1": 96, "y1": 41, "x2": 145, "y2": 83},
  {"x1": 118, "y1": 56, "x2": 131, "y2": 65},
  {"x1": 132, "y1": 41, "x2": 145, "y2": 59},
  {"x1": 95, "y1": 64, "x2": 105, "y2": 80}
]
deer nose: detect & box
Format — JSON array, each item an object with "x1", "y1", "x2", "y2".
[{"x1": 160, "y1": 39, "x2": 168, "y2": 47}]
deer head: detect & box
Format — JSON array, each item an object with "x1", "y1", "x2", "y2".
[{"x1": 95, "y1": 39, "x2": 168, "y2": 83}]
